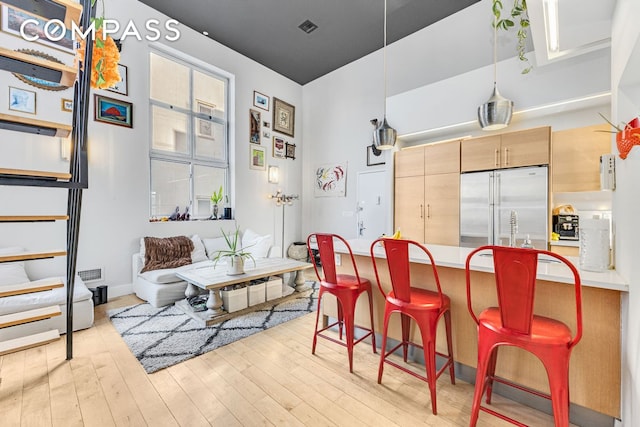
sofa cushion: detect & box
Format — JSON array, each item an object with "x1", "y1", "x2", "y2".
[
  {"x1": 141, "y1": 236, "x2": 194, "y2": 273},
  {"x1": 0, "y1": 276, "x2": 92, "y2": 316},
  {"x1": 191, "y1": 235, "x2": 208, "y2": 263},
  {"x1": 203, "y1": 237, "x2": 228, "y2": 260},
  {"x1": 0, "y1": 262, "x2": 30, "y2": 287},
  {"x1": 242, "y1": 229, "x2": 272, "y2": 259}
]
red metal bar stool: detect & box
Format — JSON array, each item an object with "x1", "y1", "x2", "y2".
[
  {"x1": 370, "y1": 238, "x2": 455, "y2": 415},
  {"x1": 465, "y1": 245, "x2": 582, "y2": 427},
  {"x1": 307, "y1": 233, "x2": 376, "y2": 372}
]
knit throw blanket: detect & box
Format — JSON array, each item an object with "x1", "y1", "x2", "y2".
[{"x1": 141, "y1": 236, "x2": 194, "y2": 273}]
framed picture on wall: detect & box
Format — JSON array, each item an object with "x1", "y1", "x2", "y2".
[
  {"x1": 197, "y1": 100, "x2": 216, "y2": 139},
  {"x1": 366, "y1": 144, "x2": 385, "y2": 166},
  {"x1": 250, "y1": 109, "x2": 261, "y2": 144},
  {"x1": 253, "y1": 91, "x2": 269, "y2": 111},
  {"x1": 272, "y1": 97, "x2": 295, "y2": 137},
  {"x1": 94, "y1": 94, "x2": 133, "y2": 128},
  {"x1": 1, "y1": 5, "x2": 75, "y2": 54},
  {"x1": 9, "y1": 86, "x2": 36, "y2": 114},
  {"x1": 107, "y1": 64, "x2": 128, "y2": 96},
  {"x1": 250, "y1": 146, "x2": 266, "y2": 170},
  {"x1": 273, "y1": 136, "x2": 285, "y2": 158}
]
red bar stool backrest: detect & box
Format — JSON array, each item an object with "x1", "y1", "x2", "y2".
[{"x1": 308, "y1": 233, "x2": 361, "y2": 285}]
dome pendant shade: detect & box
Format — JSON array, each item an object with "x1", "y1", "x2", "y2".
[
  {"x1": 373, "y1": 117, "x2": 397, "y2": 150},
  {"x1": 478, "y1": 83, "x2": 513, "y2": 131}
]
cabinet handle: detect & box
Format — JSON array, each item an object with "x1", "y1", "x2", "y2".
[
  {"x1": 495, "y1": 148, "x2": 499, "y2": 167},
  {"x1": 427, "y1": 204, "x2": 431, "y2": 219},
  {"x1": 420, "y1": 204, "x2": 424, "y2": 219},
  {"x1": 504, "y1": 147, "x2": 509, "y2": 166}
]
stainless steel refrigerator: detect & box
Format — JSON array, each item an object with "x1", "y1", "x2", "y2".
[{"x1": 459, "y1": 166, "x2": 548, "y2": 249}]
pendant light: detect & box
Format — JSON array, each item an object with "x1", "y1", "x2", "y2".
[
  {"x1": 373, "y1": 0, "x2": 397, "y2": 150},
  {"x1": 478, "y1": 14, "x2": 513, "y2": 131}
]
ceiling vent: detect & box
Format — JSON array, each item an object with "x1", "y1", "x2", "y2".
[{"x1": 298, "y1": 20, "x2": 318, "y2": 34}]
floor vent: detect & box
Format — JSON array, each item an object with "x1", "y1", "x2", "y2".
[{"x1": 78, "y1": 267, "x2": 103, "y2": 283}]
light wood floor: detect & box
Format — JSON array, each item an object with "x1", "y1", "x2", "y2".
[{"x1": 0, "y1": 294, "x2": 563, "y2": 427}]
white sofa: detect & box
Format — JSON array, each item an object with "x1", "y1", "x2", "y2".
[
  {"x1": 0, "y1": 247, "x2": 94, "y2": 341},
  {"x1": 132, "y1": 231, "x2": 275, "y2": 307}
]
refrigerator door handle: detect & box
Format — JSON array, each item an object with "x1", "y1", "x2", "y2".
[{"x1": 488, "y1": 173, "x2": 494, "y2": 245}]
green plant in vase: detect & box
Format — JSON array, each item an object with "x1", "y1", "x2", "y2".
[
  {"x1": 210, "y1": 185, "x2": 223, "y2": 220},
  {"x1": 213, "y1": 227, "x2": 255, "y2": 275}
]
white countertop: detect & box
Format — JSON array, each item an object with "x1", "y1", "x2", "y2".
[
  {"x1": 549, "y1": 240, "x2": 580, "y2": 247},
  {"x1": 337, "y1": 239, "x2": 628, "y2": 292}
]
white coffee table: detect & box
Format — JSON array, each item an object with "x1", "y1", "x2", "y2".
[{"x1": 176, "y1": 257, "x2": 312, "y2": 325}]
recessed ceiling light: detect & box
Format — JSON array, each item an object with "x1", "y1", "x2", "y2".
[
  {"x1": 298, "y1": 20, "x2": 318, "y2": 34},
  {"x1": 202, "y1": 31, "x2": 209, "y2": 36}
]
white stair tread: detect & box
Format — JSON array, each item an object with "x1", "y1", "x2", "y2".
[
  {"x1": 0, "y1": 329, "x2": 60, "y2": 355},
  {"x1": 0, "y1": 277, "x2": 64, "y2": 298},
  {"x1": 0, "y1": 305, "x2": 61, "y2": 329}
]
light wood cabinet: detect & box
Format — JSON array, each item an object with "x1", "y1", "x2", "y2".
[
  {"x1": 461, "y1": 127, "x2": 550, "y2": 172},
  {"x1": 395, "y1": 140, "x2": 460, "y2": 244},
  {"x1": 551, "y1": 124, "x2": 611, "y2": 192}
]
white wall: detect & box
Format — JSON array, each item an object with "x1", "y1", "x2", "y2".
[
  {"x1": 612, "y1": 0, "x2": 640, "y2": 424},
  {"x1": 0, "y1": 0, "x2": 303, "y2": 291}
]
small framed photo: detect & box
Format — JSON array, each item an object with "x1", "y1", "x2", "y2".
[
  {"x1": 253, "y1": 91, "x2": 269, "y2": 111},
  {"x1": 106, "y1": 64, "x2": 128, "y2": 96},
  {"x1": 94, "y1": 94, "x2": 133, "y2": 128},
  {"x1": 250, "y1": 109, "x2": 261, "y2": 144},
  {"x1": 263, "y1": 121, "x2": 270, "y2": 128},
  {"x1": 285, "y1": 142, "x2": 296, "y2": 160},
  {"x1": 9, "y1": 87, "x2": 36, "y2": 114},
  {"x1": 366, "y1": 144, "x2": 385, "y2": 166},
  {"x1": 273, "y1": 97, "x2": 295, "y2": 137},
  {"x1": 263, "y1": 131, "x2": 270, "y2": 138},
  {"x1": 197, "y1": 100, "x2": 216, "y2": 139},
  {"x1": 61, "y1": 98, "x2": 73, "y2": 112},
  {"x1": 273, "y1": 136, "x2": 285, "y2": 158},
  {"x1": 250, "y1": 146, "x2": 266, "y2": 170}
]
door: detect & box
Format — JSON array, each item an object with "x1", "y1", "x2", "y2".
[
  {"x1": 459, "y1": 171, "x2": 492, "y2": 248},
  {"x1": 356, "y1": 171, "x2": 388, "y2": 239},
  {"x1": 425, "y1": 173, "x2": 460, "y2": 246},
  {"x1": 495, "y1": 166, "x2": 548, "y2": 249}
]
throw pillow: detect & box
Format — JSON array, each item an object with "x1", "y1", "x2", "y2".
[
  {"x1": 0, "y1": 262, "x2": 30, "y2": 287},
  {"x1": 191, "y1": 235, "x2": 208, "y2": 263},
  {"x1": 203, "y1": 237, "x2": 228, "y2": 260},
  {"x1": 141, "y1": 236, "x2": 194, "y2": 273},
  {"x1": 241, "y1": 229, "x2": 272, "y2": 259}
]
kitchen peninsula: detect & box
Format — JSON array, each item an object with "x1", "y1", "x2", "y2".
[{"x1": 332, "y1": 239, "x2": 626, "y2": 420}]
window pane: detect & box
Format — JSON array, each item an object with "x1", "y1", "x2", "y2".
[
  {"x1": 193, "y1": 165, "x2": 226, "y2": 219},
  {"x1": 194, "y1": 119, "x2": 226, "y2": 160},
  {"x1": 151, "y1": 106, "x2": 189, "y2": 154},
  {"x1": 151, "y1": 160, "x2": 190, "y2": 217},
  {"x1": 150, "y1": 53, "x2": 189, "y2": 109},
  {"x1": 193, "y1": 71, "x2": 225, "y2": 119}
]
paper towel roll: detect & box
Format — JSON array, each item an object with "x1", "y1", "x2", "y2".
[{"x1": 579, "y1": 217, "x2": 610, "y2": 272}]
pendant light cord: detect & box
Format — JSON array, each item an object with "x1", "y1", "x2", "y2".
[
  {"x1": 383, "y1": 0, "x2": 388, "y2": 117},
  {"x1": 493, "y1": 15, "x2": 497, "y2": 86}
]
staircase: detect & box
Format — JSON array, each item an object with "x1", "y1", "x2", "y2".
[{"x1": 0, "y1": 0, "x2": 93, "y2": 359}]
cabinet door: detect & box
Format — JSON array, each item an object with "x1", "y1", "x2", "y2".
[
  {"x1": 394, "y1": 176, "x2": 425, "y2": 242},
  {"x1": 425, "y1": 173, "x2": 460, "y2": 246},
  {"x1": 395, "y1": 146, "x2": 425, "y2": 177},
  {"x1": 425, "y1": 140, "x2": 460, "y2": 175},
  {"x1": 552, "y1": 124, "x2": 611, "y2": 192},
  {"x1": 461, "y1": 135, "x2": 501, "y2": 172},
  {"x1": 500, "y1": 126, "x2": 550, "y2": 168}
]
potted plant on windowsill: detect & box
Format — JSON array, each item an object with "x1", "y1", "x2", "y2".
[
  {"x1": 210, "y1": 185, "x2": 223, "y2": 220},
  {"x1": 213, "y1": 227, "x2": 255, "y2": 275}
]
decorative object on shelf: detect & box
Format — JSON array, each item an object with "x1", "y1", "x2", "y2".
[
  {"x1": 598, "y1": 113, "x2": 640, "y2": 159},
  {"x1": 106, "y1": 64, "x2": 128, "y2": 96},
  {"x1": 314, "y1": 163, "x2": 347, "y2": 197},
  {"x1": 94, "y1": 94, "x2": 133, "y2": 128},
  {"x1": 285, "y1": 142, "x2": 296, "y2": 160},
  {"x1": 287, "y1": 242, "x2": 308, "y2": 262},
  {"x1": 366, "y1": 144, "x2": 384, "y2": 166},
  {"x1": 478, "y1": 2, "x2": 514, "y2": 131},
  {"x1": 169, "y1": 206, "x2": 180, "y2": 221},
  {"x1": 11, "y1": 49, "x2": 71, "y2": 91},
  {"x1": 269, "y1": 190, "x2": 299, "y2": 257},
  {"x1": 492, "y1": 0, "x2": 531, "y2": 74},
  {"x1": 61, "y1": 98, "x2": 73, "y2": 112},
  {"x1": 273, "y1": 136, "x2": 285, "y2": 158},
  {"x1": 213, "y1": 227, "x2": 255, "y2": 275},
  {"x1": 76, "y1": 0, "x2": 121, "y2": 90},
  {"x1": 253, "y1": 90, "x2": 269, "y2": 111},
  {"x1": 272, "y1": 97, "x2": 295, "y2": 137},
  {"x1": 209, "y1": 185, "x2": 223, "y2": 220},
  {"x1": 250, "y1": 145, "x2": 266, "y2": 170},
  {"x1": 250, "y1": 109, "x2": 261, "y2": 144},
  {"x1": 1, "y1": 5, "x2": 75, "y2": 54},
  {"x1": 371, "y1": 0, "x2": 397, "y2": 151},
  {"x1": 8, "y1": 86, "x2": 36, "y2": 114}
]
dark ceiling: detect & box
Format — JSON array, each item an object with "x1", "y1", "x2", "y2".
[{"x1": 138, "y1": 0, "x2": 480, "y2": 85}]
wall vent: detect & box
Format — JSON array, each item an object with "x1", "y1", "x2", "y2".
[{"x1": 78, "y1": 267, "x2": 103, "y2": 283}]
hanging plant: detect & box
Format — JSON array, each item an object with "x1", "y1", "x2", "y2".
[
  {"x1": 492, "y1": 0, "x2": 531, "y2": 74},
  {"x1": 76, "y1": 0, "x2": 120, "y2": 89}
]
